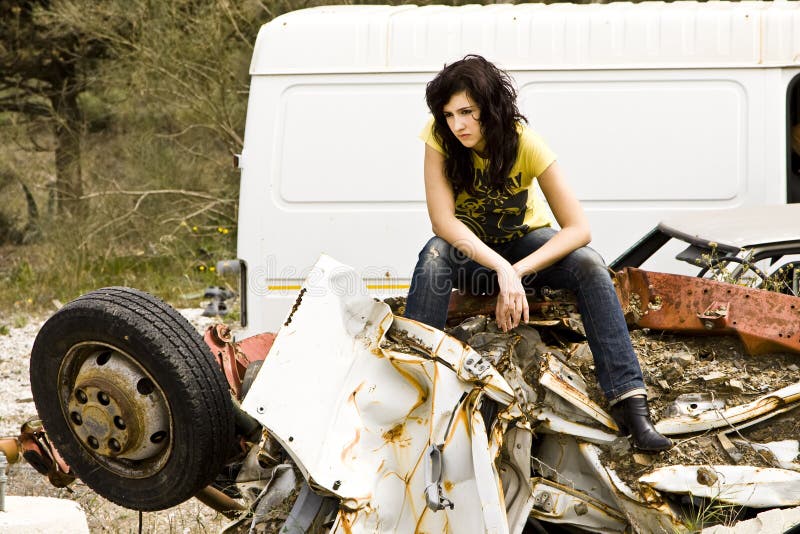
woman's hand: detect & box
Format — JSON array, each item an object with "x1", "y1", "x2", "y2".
[{"x1": 494, "y1": 262, "x2": 529, "y2": 332}]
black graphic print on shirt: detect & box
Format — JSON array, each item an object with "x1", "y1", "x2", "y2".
[{"x1": 455, "y1": 169, "x2": 529, "y2": 243}]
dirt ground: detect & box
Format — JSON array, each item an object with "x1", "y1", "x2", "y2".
[{"x1": 609, "y1": 330, "x2": 800, "y2": 482}]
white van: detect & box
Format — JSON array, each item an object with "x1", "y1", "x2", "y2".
[{"x1": 232, "y1": 2, "x2": 800, "y2": 334}]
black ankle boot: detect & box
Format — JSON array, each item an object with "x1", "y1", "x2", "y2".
[{"x1": 610, "y1": 396, "x2": 672, "y2": 452}]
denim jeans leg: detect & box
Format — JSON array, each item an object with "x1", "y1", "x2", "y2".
[
  {"x1": 405, "y1": 237, "x2": 493, "y2": 329},
  {"x1": 503, "y1": 230, "x2": 646, "y2": 401}
]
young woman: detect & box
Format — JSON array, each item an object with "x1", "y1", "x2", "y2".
[{"x1": 404, "y1": 55, "x2": 671, "y2": 452}]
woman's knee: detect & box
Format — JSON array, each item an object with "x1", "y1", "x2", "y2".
[
  {"x1": 417, "y1": 237, "x2": 455, "y2": 267},
  {"x1": 411, "y1": 237, "x2": 456, "y2": 294},
  {"x1": 564, "y1": 246, "x2": 609, "y2": 280}
]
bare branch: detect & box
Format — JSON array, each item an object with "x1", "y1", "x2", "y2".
[
  {"x1": 218, "y1": 0, "x2": 253, "y2": 49},
  {"x1": 80, "y1": 188, "x2": 233, "y2": 203}
]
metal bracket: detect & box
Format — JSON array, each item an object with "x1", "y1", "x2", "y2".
[
  {"x1": 424, "y1": 444, "x2": 454, "y2": 512},
  {"x1": 463, "y1": 354, "x2": 491, "y2": 379}
]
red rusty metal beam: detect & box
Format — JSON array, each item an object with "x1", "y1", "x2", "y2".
[
  {"x1": 444, "y1": 269, "x2": 800, "y2": 356},
  {"x1": 5, "y1": 420, "x2": 76, "y2": 488},
  {"x1": 204, "y1": 324, "x2": 276, "y2": 399},
  {"x1": 446, "y1": 291, "x2": 578, "y2": 325},
  {"x1": 614, "y1": 267, "x2": 800, "y2": 355}
]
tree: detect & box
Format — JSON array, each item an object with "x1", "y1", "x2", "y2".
[{"x1": 0, "y1": 0, "x2": 114, "y2": 218}]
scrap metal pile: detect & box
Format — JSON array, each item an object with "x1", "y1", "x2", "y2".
[
  {"x1": 4, "y1": 257, "x2": 800, "y2": 534},
  {"x1": 439, "y1": 310, "x2": 800, "y2": 531},
  {"x1": 232, "y1": 259, "x2": 800, "y2": 533}
]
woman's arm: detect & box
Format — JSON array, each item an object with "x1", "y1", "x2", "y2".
[
  {"x1": 424, "y1": 145, "x2": 502, "y2": 266},
  {"x1": 512, "y1": 161, "x2": 591, "y2": 277},
  {"x1": 423, "y1": 144, "x2": 529, "y2": 331}
]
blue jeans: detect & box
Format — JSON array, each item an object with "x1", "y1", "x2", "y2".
[{"x1": 404, "y1": 227, "x2": 646, "y2": 402}]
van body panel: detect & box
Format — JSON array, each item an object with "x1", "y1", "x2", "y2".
[
  {"x1": 251, "y1": 3, "x2": 800, "y2": 75},
  {"x1": 237, "y1": 4, "x2": 800, "y2": 334},
  {"x1": 277, "y1": 82, "x2": 427, "y2": 203}
]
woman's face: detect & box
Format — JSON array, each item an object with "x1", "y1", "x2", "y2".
[{"x1": 443, "y1": 91, "x2": 485, "y2": 154}]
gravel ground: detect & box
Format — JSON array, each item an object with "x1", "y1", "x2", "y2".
[{"x1": 0, "y1": 308, "x2": 229, "y2": 533}]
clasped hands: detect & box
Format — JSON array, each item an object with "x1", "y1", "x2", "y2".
[{"x1": 494, "y1": 262, "x2": 530, "y2": 333}]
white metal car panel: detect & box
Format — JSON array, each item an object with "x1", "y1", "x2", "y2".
[
  {"x1": 251, "y1": 3, "x2": 800, "y2": 74},
  {"x1": 242, "y1": 255, "x2": 518, "y2": 533},
  {"x1": 277, "y1": 83, "x2": 427, "y2": 203},
  {"x1": 640, "y1": 466, "x2": 800, "y2": 508},
  {"x1": 656, "y1": 203, "x2": 800, "y2": 249},
  {"x1": 521, "y1": 79, "x2": 745, "y2": 202},
  {"x1": 655, "y1": 381, "x2": 800, "y2": 435}
]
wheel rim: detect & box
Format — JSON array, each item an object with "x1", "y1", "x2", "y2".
[{"x1": 58, "y1": 342, "x2": 172, "y2": 478}]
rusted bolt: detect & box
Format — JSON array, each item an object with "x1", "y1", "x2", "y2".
[
  {"x1": 211, "y1": 323, "x2": 233, "y2": 344},
  {"x1": 696, "y1": 466, "x2": 718, "y2": 486},
  {"x1": 333, "y1": 480, "x2": 341, "y2": 490}
]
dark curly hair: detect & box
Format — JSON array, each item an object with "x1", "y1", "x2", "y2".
[{"x1": 425, "y1": 55, "x2": 526, "y2": 195}]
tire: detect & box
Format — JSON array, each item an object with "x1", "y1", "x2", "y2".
[{"x1": 30, "y1": 287, "x2": 235, "y2": 511}]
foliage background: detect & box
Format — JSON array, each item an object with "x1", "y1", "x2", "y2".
[
  {"x1": 0, "y1": 0, "x2": 308, "y2": 315},
  {"x1": 1, "y1": 0, "x2": 610, "y2": 317}
]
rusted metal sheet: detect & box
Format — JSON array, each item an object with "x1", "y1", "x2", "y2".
[
  {"x1": 732, "y1": 440, "x2": 800, "y2": 471},
  {"x1": 533, "y1": 435, "x2": 623, "y2": 513},
  {"x1": 389, "y1": 317, "x2": 519, "y2": 411},
  {"x1": 535, "y1": 411, "x2": 618, "y2": 445},
  {"x1": 449, "y1": 267, "x2": 800, "y2": 357},
  {"x1": 446, "y1": 291, "x2": 578, "y2": 325},
  {"x1": 614, "y1": 267, "x2": 800, "y2": 355},
  {"x1": 203, "y1": 324, "x2": 275, "y2": 399}
]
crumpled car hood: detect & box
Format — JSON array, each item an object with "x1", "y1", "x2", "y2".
[{"x1": 242, "y1": 255, "x2": 525, "y2": 532}]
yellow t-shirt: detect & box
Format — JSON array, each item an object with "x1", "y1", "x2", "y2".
[{"x1": 420, "y1": 119, "x2": 556, "y2": 244}]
